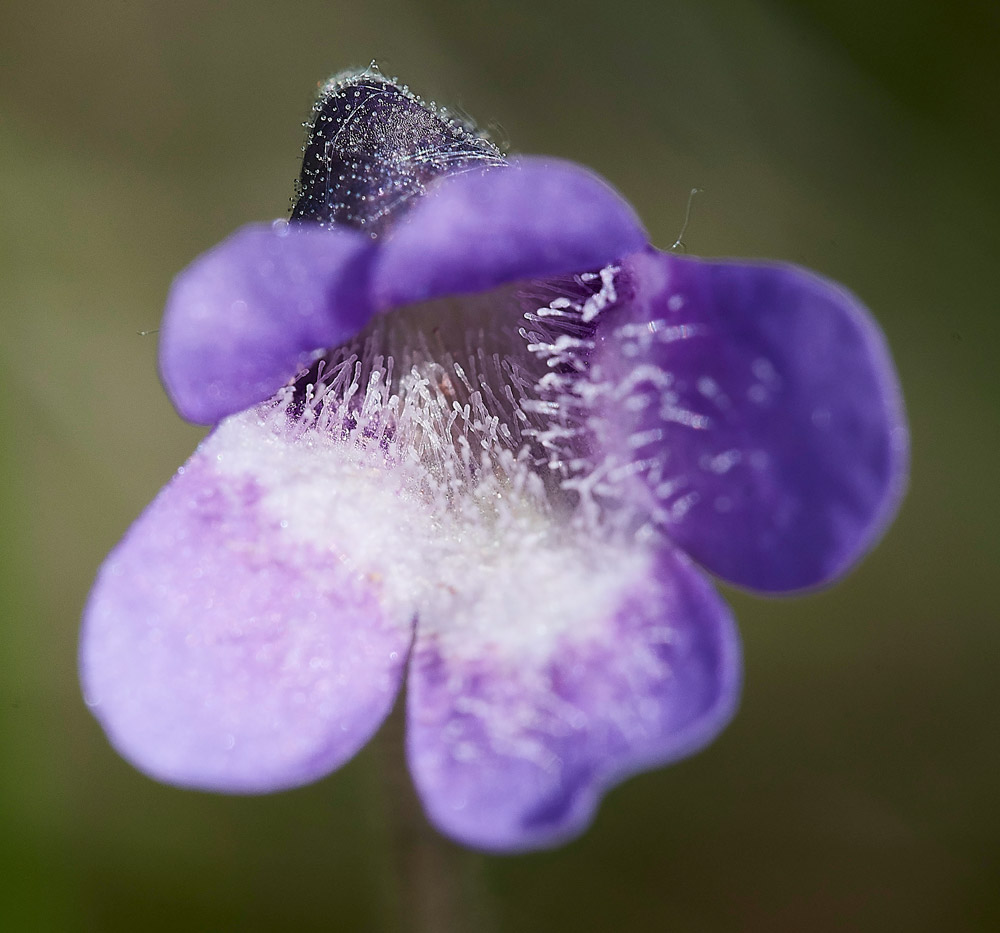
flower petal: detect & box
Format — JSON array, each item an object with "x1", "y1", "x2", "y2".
[
  {"x1": 80, "y1": 412, "x2": 411, "y2": 793},
  {"x1": 372, "y1": 157, "x2": 648, "y2": 309},
  {"x1": 599, "y1": 249, "x2": 908, "y2": 592},
  {"x1": 159, "y1": 222, "x2": 374, "y2": 425},
  {"x1": 405, "y1": 546, "x2": 741, "y2": 852}
]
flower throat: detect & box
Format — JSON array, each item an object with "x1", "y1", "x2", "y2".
[
  {"x1": 282, "y1": 266, "x2": 623, "y2": 525},
  {"x1": 282, "y1": 68, "x2": 631, "y2": 528}
]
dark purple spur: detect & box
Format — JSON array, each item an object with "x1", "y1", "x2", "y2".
[{"x1": 81, "y1": 69, "x2": 908, "y2": 852}]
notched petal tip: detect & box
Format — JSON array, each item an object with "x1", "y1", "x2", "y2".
[
  {"x1": 609, "y1": 250, "x2": 909, "y2": 592},
  {"x1": 159, "y1": 222, "x2": 374, "y2": 425},
  {"x1": 405, "y1": 547, "x2": 741, "y2": 852},
  {"x1": 80, "y1": 419, "x2": 410, "y2": 792},
  {"x1": 371, "y1": 156, "x2": 649, "y2": 310}
]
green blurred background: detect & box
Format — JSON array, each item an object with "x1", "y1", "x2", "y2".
[{"x1": 2, "y1": 0, "x2": 997, "y2": 929}]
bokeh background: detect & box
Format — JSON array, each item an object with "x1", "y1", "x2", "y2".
[{"x1": 2, "y1": 0, "x2": 997, "y2": 929}]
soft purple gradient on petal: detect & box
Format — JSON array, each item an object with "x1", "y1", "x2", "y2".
[
  {"x1": 605, "y1": 249, "x2": 908, "y2": 592},
  {"x1": 371, "y1": 157, "x2": 648, "y2": 309},
  {"x1": 80, "y1": 436, "x2": 409, "y2": 793},
  {"x1": 159, "y1": 223, "x2": 374, "y2": 425},
  {"x1": 82, "y1": 65, "x2": 911, "y2": 853},
  {"x1": 405, "y1": 548, "x2": 741, "y2": 852}
]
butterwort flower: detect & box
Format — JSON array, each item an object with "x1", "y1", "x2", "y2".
[{"x1": 81, "y1": 69, "x2": 908, "y2": 852}]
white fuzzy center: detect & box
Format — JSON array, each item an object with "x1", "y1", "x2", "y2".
[{"x1": 203, "y1": 267, "x2": 658, "y2": 659}]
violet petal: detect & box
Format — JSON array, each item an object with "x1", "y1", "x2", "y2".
[
  {"x1": 602, "y1": 249, "x2": 908, "y2": 592},
  {"x1": 159, "y1": 222, "x2": 374, "y2": 425},
  {"x1": 80, "y1": 419, "x2": 410, "y2": 793},
  {"x1": 371, "y1": 157, "x2": 648, "y2": 309},
  {"x1": 405, "y1": 547, "x2": 740, "y2": 852}
]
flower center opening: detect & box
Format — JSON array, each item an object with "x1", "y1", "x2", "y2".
[
  {"x1": 280, "y1": 264, "x2": 628, "y2": 532},
  {"x1": 210, "y1": 263, "x2": 663, "y2": 660}
]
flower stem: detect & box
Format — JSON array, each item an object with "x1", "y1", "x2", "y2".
[{"x1": 377, "y1": 696, "x2": 497, "y2": 933}]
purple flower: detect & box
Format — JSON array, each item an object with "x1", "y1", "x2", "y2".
[{"x1": 80, "y1": 70, "x2": 908, "y2": 852}]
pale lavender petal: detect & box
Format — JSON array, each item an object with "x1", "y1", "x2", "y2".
[
  {"x1": 80, "y1": 414, "x2": 411, "y2": 792},
  {"x1": 159, "y1": 222, "x2": 373, "y2": 425},
  {"x1": 372, "y1": 157, "x2": 648, "y2": 309},
  {"x1": 406, "y1": 546, "x2": 740, "y2": 852},
  {"x1": 598, "y1": 249, "x2": 908, "y2": 592}
]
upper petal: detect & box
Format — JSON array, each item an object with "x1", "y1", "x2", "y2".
[
  {"x1": 596, "y1": 249, "x2": 908, "y2": 592},
  {"x1": 371, "y1": 157, "x2": 648, "y2": 309},
  {"x1": 406, "y1": 544, "x2": 741, "y2": 852},
  {"x1": 159, "y1": 222, "x2": 374, "y2": 425},
  {"x1": 80, "y1": 410, "x2": 411, "y2": 792}
]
